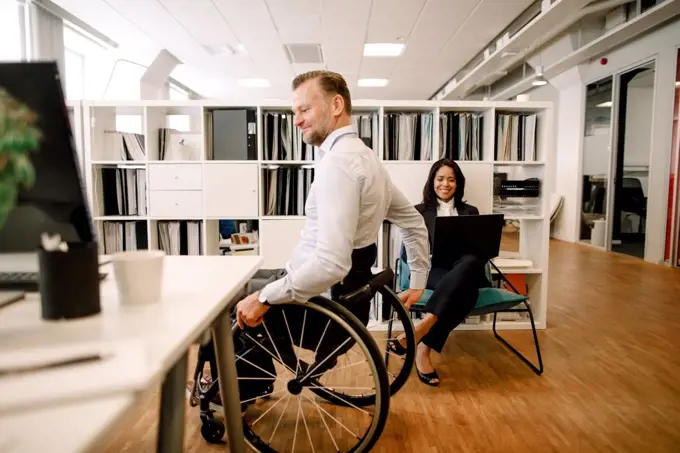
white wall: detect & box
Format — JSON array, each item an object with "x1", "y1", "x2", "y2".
[
  {"x1": 569, "y1": 18, "x2": 680, "y2": 263},
  {"x1": 528, "y1": 83, "x2": 560, "y2": 196}
]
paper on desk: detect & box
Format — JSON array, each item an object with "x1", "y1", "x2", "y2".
[{"x1": 0, "y1": 340, "x2": 149, "y2": 415}]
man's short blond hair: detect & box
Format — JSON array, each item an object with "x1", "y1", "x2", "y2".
[{"x1": 292, "y1": 70, "x2": 352, "y2": 115}]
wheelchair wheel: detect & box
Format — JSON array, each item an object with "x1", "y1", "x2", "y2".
[
  {"x1": 374, "y1": 288, "x2": 416, "y2": 398},
  {"x1": 328, "y1": 285, "x2": 416, "y2": 406},
  {"x1": 232, "y1": 298, "x2": 390, "y2": 453}
]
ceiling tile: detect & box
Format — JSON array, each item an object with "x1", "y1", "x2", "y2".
[
  {"x1": 359, "y1": 58, "x2": 397, "y2": 79},
  {"x1": 266, "y1": 0, "x2": 322, "y2": 43},
  {"x1": 105, "y1": 0, "x2": 210, "y2": 64},
  {"x1": 366, "y1": 0, "x2": 427, "y2": 43},
  {"x1": 398, "y1": 0, "x2": 481, "y2": 63},
  {"x1": 321, "y1": 0, "x2": 371, "y2": 76},
  {"x1": 265, "y1": 0, "x2": 322, "y2": 14},
  {"x1": 438, "y1": 0, "x2": 534, "y2": 68},
  {"x1": 52, "y1": 0, "x2": 156, "y2": 48},
  {"x1": 161, "y1": 1, "x2": 240, "y2": 47},
  {"x1": 292, "y1": 63, "x2": 326, "y2": 75},
  {"x1": 213, "y1": 0, "x2": 294, "y2": 81}
]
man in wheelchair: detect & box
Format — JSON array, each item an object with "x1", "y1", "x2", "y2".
[
  {"x1": 188, "y1": 71, "x2": 430, "y2": 452},
  {"x1": 231, "y1": 70, "x2": 430, "y2": 403}
]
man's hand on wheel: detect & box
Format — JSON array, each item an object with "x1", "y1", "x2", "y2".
[
  {"x1": 236, "y1": 291, "x2": 269, "y2": 329},
  {"x1": 399, "y1": 288, "x2": 425, "y2": 309}
]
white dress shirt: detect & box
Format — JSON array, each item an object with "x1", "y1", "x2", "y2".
[
  {"x1": 260, "y1": 125, "x2": 430, "y2": 305},
  {"x1": 437, "y1": 199, "x2": 458, "y2": 217}
]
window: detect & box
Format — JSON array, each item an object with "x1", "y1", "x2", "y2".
[
  {"x1": 104, "y1": 60, "x2": 145, "y2": 100},
  {"x1": 64, "y1": 48, "x2": 85, "y2": 99},
  {"x1": 0, "y1": 1, "x2": 22, "y2": 61},
  {"x1": 63, "y1": 25, "x2": 115, "y2": 99}
]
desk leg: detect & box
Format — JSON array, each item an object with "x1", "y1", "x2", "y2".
[
  {"x1": 213, "y1": 309, "x2": 246, "y2": 453},
  {"x1": 157, "y1": 352, "x2": 188, "y2": 453}
]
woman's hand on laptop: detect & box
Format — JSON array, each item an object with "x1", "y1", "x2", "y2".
[{"x1": 399, "y1": 288, "x2": 425, "y2": 309}]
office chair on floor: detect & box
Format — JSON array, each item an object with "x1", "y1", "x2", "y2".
[{"x1": 393, "y1": 258, "x2": 544, "y2": 375}]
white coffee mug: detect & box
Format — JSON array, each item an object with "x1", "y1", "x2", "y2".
[{"x1": 112, "y1": 250, "x2": 165, "y2": 306}]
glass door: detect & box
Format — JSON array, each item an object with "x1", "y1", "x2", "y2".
[
  {"x1": 579, "y1": 77, "x2": 614, "y2": 248},
  {"x1": 610, "y1": 61, "x2": 656, "y2": 259}
]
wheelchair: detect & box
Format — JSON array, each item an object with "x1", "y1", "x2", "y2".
[{"x1": 188, "y1": 267, "x2": 418, "y2": 452}]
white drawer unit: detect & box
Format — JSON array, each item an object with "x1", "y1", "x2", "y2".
[
  {"x1": 148, "y1": 163, "x2": 202, "y2": 191},
  {"x1": 149, "y1": 190, "x2": 203, "y2": 218}
]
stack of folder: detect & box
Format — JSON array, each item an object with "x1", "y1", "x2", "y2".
[
  {"x1": 352, "y1": 112, "x2": 379, "y2": 154},
  {"x1": 262, "y1": 166, "x2": 314, "y2": 216},
  {"x1": 157, "y1": 221, "x2": 202, "y2": 255},
  {"x1": 92, "y1": 167, "x2": 147, "y2": 216},
  {"x1": 439, "y1": 112, "x2": 484, "y2": 161},
  {"x1": 383, "y1": 112, "x2": 433, "y2": 160},
  {"x1": 101, "y1": 131, "x2": 146, "y2": 161},
  {"x1": 495, "y1": 113, "x2": 538, "y2": 161},
  {"x1": 99, "y1": 221, "x2": 149, "y2": 254},
  {"x1": 263, "y1": 112, "x2": 316, "y2": 161}
]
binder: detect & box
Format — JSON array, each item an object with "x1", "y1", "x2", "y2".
[{"x1": 211, "y1": 109, "x2": 257, "y2": 160}]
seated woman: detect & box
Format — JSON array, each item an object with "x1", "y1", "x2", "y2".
[{"x1": 390, "y1": 158, "x2": 490, "y2": 386}]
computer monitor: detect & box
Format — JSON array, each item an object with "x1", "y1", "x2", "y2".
[
  {"x1": 0, "y1": 62, "x2": 95, "y2": 272},
  {"x1": 431, "y1": 214, "x2": 505, "y2": 270}
]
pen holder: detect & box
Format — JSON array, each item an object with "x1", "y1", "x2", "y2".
[{"x1": 38, "y1": 241, "x2": 101, "y2": 321}]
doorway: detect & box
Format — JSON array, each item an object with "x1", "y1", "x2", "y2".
[{"x1": 611, "y1": 61, "x2": 656, "y2": 259}]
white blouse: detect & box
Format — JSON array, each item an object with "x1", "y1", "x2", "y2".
[{"x1": 437, "y1": 199, "x2": 458, "y2": 217}]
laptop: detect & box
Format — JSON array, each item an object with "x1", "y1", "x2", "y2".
[
  {"x1": 430, "y1": 214, "x2": 505, "y2": 270},
  {"x1": 0, "y1": 62, "x2": 98, "y2": 280}
]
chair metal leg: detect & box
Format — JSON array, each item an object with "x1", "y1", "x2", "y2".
[
  {"x1": 385, "y1": 303, "x2": 395, "y2": 367},
  {"x1": 492, "y1": 302, "x2": 544, "y2": 375}
]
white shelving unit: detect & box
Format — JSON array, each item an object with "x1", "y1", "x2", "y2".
[{"x1": 77, "y1": 99, "x2": 553, "y2": 331}]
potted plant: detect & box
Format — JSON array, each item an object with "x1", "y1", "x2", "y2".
[{"x1": 0, "y1": 87, "x2": 41, "y2": 229}]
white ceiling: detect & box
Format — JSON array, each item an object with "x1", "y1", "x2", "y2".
[{"x1": 53, "y1": 0, "x2": 535, "y2": 101}]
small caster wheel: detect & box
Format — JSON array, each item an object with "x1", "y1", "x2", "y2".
[{"x1": 201, "y1": 420, "x2": 225, "y2": 444}]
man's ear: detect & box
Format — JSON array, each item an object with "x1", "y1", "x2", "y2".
[{"x1": 332, "y1": 94, "x2": 344, "y2": 116}]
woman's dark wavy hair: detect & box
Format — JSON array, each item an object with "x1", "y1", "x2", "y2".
[{"x1": 422, "y1": 158, "x2": 466, "y2": 209}]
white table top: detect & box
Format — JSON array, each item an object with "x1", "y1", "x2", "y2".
[
  {"x1": 0, "y1": 255, "x2": 262, "y2": 452},
  {"x1": 0, "y1": 395, "x2": 136, "y2": 453}
]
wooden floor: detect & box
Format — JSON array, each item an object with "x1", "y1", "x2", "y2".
[{"x1": 99, "y1": 240, "x2": 680, "y2": 453}]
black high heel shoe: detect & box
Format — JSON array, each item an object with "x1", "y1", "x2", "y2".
[
  {"x1": 416, "y1": 366, "x2": 440, "y2": 387},
  {"x1": 386, "y1": 338, "x2": 408, "y2": 356}
]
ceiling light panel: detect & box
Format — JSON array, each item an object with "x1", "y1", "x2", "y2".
[
  {"x1": 363, "y1": 43, "x2": 404, "y2": 57},
  {"x1": 238, "y1": 78, "x2": 271, "y2": 88},
  {"x1": 358, "y1": 78, "x2": 389, "y2": 87}
]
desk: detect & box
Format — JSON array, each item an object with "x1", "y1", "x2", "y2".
[{"x1": 0, "y1": 255, "x2": 262, "y2": 453}]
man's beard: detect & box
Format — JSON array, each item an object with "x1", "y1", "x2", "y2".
[{"x1": 303, "y1": 128, "x2": 327, "y2": 147}]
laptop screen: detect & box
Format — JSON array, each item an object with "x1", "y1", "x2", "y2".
[{"x1": 0, "y1": 62, "x2": 94, "y2": 253}]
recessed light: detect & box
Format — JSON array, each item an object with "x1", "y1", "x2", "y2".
[
  {"x1": 363, "y1": 43, "x2": 404, "y2": 57},
  {"x1": 597, "y1": 101, "x2": 612, "y2": 107},
  {"x1": 358, "y1": 78, "x2": 389, "y2": 87},
  {"x1": 238, "y1": 78, "x2": 271, "y2": 88},
  {"x1": 203, "y1": 44, "x2": 235, "y2": 56}
]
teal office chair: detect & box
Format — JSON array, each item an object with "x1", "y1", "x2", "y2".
[{"x1": 393, "y1": 257, "x2": 544, "y2": 375}]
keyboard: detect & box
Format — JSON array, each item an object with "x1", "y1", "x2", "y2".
[{"x1": 0, "y1": 272, "x2": 108, "y2": 292}]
